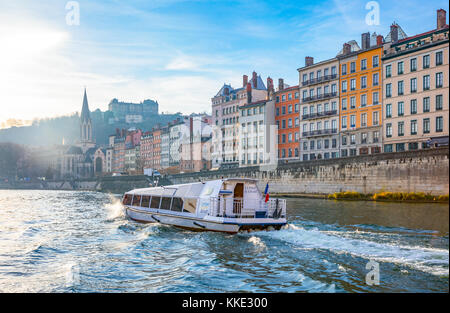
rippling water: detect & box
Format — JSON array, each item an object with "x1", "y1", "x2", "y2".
[{"x1": 0, "y1": 190, "x2": 448, "y2": 292}]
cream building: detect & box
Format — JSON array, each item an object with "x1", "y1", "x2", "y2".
[{"x1": 382, "y1": 9, "x2": 449, "y2": 152}]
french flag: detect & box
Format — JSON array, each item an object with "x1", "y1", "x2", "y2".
[{"x1": 264, "y1": 183, "x2": 269, "y2": 202}]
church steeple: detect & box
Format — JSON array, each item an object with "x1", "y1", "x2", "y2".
[{"x1": 80, "y1": 88, "x2": 93, "y2": 144}]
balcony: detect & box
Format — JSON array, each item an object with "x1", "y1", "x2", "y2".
[
  {"x1": 301, "y1": 74, "x2": 338, "y2": 87},
  {"x1": 301, "y1": 110, "x2": 338, "y2": 120},
  {"x1": 302, "y1": 128, "x2": 338, "y2": 137},
  {"x1": 302, "y1": 92, "x2": 338, "y2": 104}
]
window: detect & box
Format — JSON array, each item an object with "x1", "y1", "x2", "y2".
[
  {"x1": 386, "y1": 103, "x2": 392, "y2": 118},
  {"x1": 436, "y1": 116, "x2": 443, "y2": 132},
  {"x1": 386, "y1": 65, "x2": 392, "y2": 78},
  {"x1": 398, "y1": 101, "x2": 404, "y2": 116},
  {"x1": 361, "y1": 76, "x2": 367, "y2": 89},
  {"x1": 350, "y1": 79, "x2": 356, "y2": 91},
  {"x1": 150, "y1": 196, "x2": 161, "y2": 209},
  {"x1": 350, "y1": 134, "x2": 356, "y2": 145},
  {"x1": 132, "y1": 195, "x2": 141, "y2": 206},
  {"x1": 436, "y1": 95, "x2": 443, "y2": 110},
  {"x1": 386, "y1": 123, "x2": 392, "y2": 137},
  {"x1": 373, "y1": 92, "x2": 379, "y2": 105},
  {"x1": 423, "y1": 75, "x2": 430, "y2": 90},
  {"x1": 282, "y1": 106, "x2": 286, "y2": 115},
  {"x1": 361, "y1": 94, "x2": 367, "y2": 107},
  {"x1": 436, "y1": 72, "x2": 443, "y2": 88},
  {"x1": 436, "y1": 51, "x2": 443, "y2": 66},
  {"x1": 341, "y1": 64, "x2": 347, "y2": 75},
  {"x1": 122, "y1": 194, "x2": 132, "y2": 205},
  {"x1": 350, "y1": 62, "x2": 356, "y2": 73},
  {"x1": 331, "y1": 66, "x2": 337, "y2": 75},
  {"x1": 342, "y1": 135, "x2": 347, "y2": 145},
  {"x1": 341, "y1": 116, "x2": 347, "y2": 129},
  {"x1": 410, "y1": 58, "x2": 417, "y2": 71},
  {"x1": 423, "y1": 97, "x2": 430, "y2": 112},
  {"x1": 373, "y1": 111, "x2": 379, "y2": 126},
  {"x1": 398, "y1": 81, "x2": 404, "y2": 95},
  {"x1": 384, "y1": 144, "x2": 393, "y2": 152},
  {"x1": 396, "y1": 143, "x2": 405, "y2": 152},
  {"x1": 398, "y1": 121, "x2": 404, "y2": 136},
  {"x1": 350, "y1": 115, "x2": 356, "y2": 127},
  {"x1": 350, "y1": 96, "x2": 355, "y2": 109},
  {"x1": 410, "y1": 120, "x2": 417, "y2": 135},
  {"x1": 410, "y1": 99, "x2": 417, "y2": 114},
  {"x1": 423, "y1": 55, "x2": 430, "y2": 68},
  {"x1": 410, "y1": 78, "x2": 417, "y2": 93},
  {"x1": 282, "y1": 95, "x2": 286, "y2": 102},
  {"x1": 361, "y1": 132, "x2": 367, "y2": 143},
  {"x1": 397, "y1": 61, "x2": 404, "y2": 75},
  {"x1": 302, "y1": 74, "x2": 307, "y2": 83},
  {"x1": 171, "y1": 197, "x2": 183, "y2": 212},
  {"x1": 141, "y1": 195, "x2": 150, "y2": 207},
  {"x1": 342, "y1": 98, "x2": 347, "y2": 110},
  {"x1": 342, "y1": 81, "x2": 347, "y2": 92},
  {"x1": 423, "y1": 118, "x2": 430, "y2": 133},
  {"x1": 386, "y1": 83, "x2": 392, "y2": 97},
  {"x1": 361, "y1": 113, "x2": 367, "y2": 127},
  {"x1": 373, "y1": 131, "x2": 379, "y2": 143},
  {"x1": 373, "y1": 55, "x2": 379, "y2": 67},
  {"x1": 361, "y1": 59, "x2": 367, "y2": 70},
  {"x1": 373, "y1": 73, "x2": 379, "y2": 86}
]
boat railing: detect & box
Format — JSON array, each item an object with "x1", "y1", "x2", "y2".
[{"x1": 209, "y1": 197, "x2": 286, "y2": 219}]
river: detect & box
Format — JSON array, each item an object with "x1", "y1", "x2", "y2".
[{"x1": 0, "y1": 190, "x2": 448, "y2": 292}]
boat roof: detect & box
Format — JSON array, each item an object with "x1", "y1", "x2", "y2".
[{"x1": 126, "y1": 178, "x2": 259, "y2": 198}]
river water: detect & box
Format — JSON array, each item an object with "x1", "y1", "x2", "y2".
[{"x1": 0, "y1": 190, "x2": 447, "y2": 293}]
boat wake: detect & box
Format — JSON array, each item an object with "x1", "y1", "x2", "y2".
[{"x1": 253, "y1": 223, "x2": 449, "y2": 277}]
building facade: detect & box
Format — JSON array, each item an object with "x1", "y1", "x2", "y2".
[
  {"x1": 211, "y1": 72, "x2": 268, "y2": 169},
  {"x1": 274, "y1": 80, "x2": 300, "y2": 161},
  {"x1": 382, "y1": 10, "x2": 449, "y2": 152},
  {"x1": 338, "y1": 35, "x2": 383, "y2": 157},
  {"x1": 298, "y1": 56, "x2": 340, "y2": 161},
  {"x1": 239, "y1": 97, "x2": 276, "y2": 167}
]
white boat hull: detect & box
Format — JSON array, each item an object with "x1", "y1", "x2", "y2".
[{"x1": 125, "y1": 206, "x2": 286, "y2": 234}]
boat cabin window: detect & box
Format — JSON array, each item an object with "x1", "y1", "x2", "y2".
[
  {"x1": 132, "y1": 195, "x2": 141, "y2": 206},
  {"x1": 123, "y1": 194, "x2": 132, "y2": 205},
  {"x1": 141, "y1": 195, "x2": 150, "y2": 208},
  {"x1": 183, "y1": 198, "x2": 197, "y2": 213},
  {"x1": 160, "y1": 197, "x2": 172, "y2": 211},
  {"x1": 150, "y1": 196, "x2": 161, "y2": 209},
  {"x1": 171, "y1": 197, "x2": 183, "y2": 212}
]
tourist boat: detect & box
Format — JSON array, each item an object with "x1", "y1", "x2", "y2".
[{"x1": 122, "y1": 178, "x2": 287, "y2": 234}]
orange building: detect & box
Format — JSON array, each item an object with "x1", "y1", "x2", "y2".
[
  {"x1": 274, "y1": 79, "x2": 300, "y2": 160},
  {"x1": 338, "y1": 34, "x2": 383, "y2": 157}
]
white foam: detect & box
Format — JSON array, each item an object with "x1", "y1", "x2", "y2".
[{"x1": 257, "y1": 225, "x2": 449, "y2": 276}]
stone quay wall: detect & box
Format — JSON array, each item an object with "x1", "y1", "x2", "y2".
[{"x1": 167, "y1": 148, "x2": 449, "y2": 196}]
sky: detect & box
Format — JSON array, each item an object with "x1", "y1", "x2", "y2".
[{"x1": 0, "y1": 0, "x2": 448, "y2": 126}]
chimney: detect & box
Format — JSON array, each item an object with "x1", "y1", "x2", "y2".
[
  {"x1": 305, "y1": 56, "x2": 314, "y2": 67},
  {"x1": 252, "y1": 71, "x2": 258, "y2": 88},
  {"x1": 267, "y1": 77, "x2": 274, "y2": 99},
  {"x1": 278, "y1": 78, "x2": 284, "y2": 91},
  {"x1": 437, "y1": 9, "x2": 447, "y2": 29},
  {"x1": 224, "y1": 86, "x2": 230, "y2": 96},
  {"x1": 376, "y1": 35, "x2": 384, "y2": 46},
  {"x1": 390, "y1": 23, "x2": 398, "y2": 43},
  {"x1": 246, "y1": 82, "x2": 252, "y2": 104},
  {"x1": 361, "y1": 32, "x2": 370, "y2": 50},
  {"x1": 343, "y1": 43, "x2": 351, "y2": 55},
  {"x1": 243, "y1": 75, "x2": 248, "y2": 88}
]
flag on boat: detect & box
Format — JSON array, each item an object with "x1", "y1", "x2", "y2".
[{"x1": 264, "y1": 183, "x2": 269, "y2": 202}]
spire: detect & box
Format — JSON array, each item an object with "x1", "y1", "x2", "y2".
[{"x1": 80, "y1": 88, "x2": 91, "y2": 123}]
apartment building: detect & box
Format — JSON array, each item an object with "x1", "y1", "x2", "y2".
[
  {"x1": 382, "y1": 9, "x2": 449, "y2": 152},
  {"x1": 211, "y1": 72, "x2": 268, "y2": 169},
  {"x1": 274, "y1": 79, "x2": 300, "y2": 160},
  {"x1": 239, "y1": 89, "x2": 276, "y2": 167},
  {"x1": 160, "y1": 127, "x2": 170, "y2": 169},
  {"x1": 338, "y1": 35, "x2": 383, "y2": 157},
  {"x1": 298, "y1": 56, "x2": 340, "y2": 161}
]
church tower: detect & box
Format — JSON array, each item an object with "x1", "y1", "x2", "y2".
[{"x1": 78, "y1": 88, "x2": 96, "y2": 152}]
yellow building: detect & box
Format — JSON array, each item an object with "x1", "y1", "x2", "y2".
[{"x1": 337, "y1": 34, "x2": 383, "y2": 157}]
